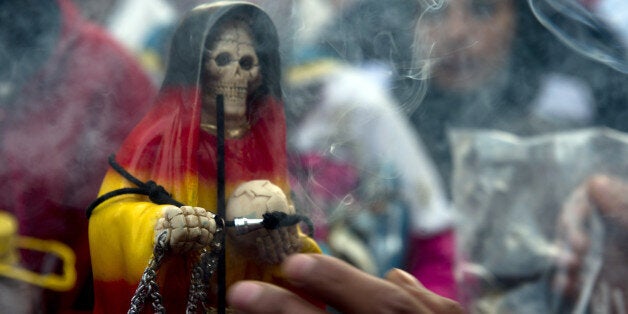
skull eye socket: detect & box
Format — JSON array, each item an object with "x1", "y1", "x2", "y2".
[
  {"x1": 215, "y1": 52, "x2": 231, "y2": 66},
  {"x1": 239, "y1": 55, "x2": 255, "y2": 70}
]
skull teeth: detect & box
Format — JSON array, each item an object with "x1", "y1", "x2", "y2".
[
  {"x1": 212, "y1": 85, "x2": 247, "y2": 99},
  {"x1": 213, "y1": 85, "x2": 247, "y2": 92}
]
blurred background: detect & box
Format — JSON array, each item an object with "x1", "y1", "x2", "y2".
[{"x1": 1, "y1": 0, "x2": 627, "y2": 312}]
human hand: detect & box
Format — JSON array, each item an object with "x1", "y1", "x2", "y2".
[
  {"x1": 154, "y1": 205, "x2": 216, "y2": 254},
  {"x1": 554, "y1": 175, "x2": 628, "y2": 298},
  {"x1": 227, "y1": 253, "x2": 463, "y2": 313}
]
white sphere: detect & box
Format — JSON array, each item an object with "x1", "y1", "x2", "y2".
[{"x1": 226, "y1": 180, "x2": 294, "y2": 221}]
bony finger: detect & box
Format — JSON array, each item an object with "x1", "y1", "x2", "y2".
[
  {"x1": 227, "y1": 281, "x2": 324, "y2": 314},
  {"x1": 163, "y1": 205, "x2": 181, "y2": 220},
  {"x1": 268, "y1": 228, "x2": 283, "y2": 248},
  {"x1": 199, "y1": 212, "x2": 216, "y2": 233},
  {"x1": 280, "y1": 226, "x2": 300, "y2": 254},
  {"x1": 260, "y1": 232, "x2": 281, "y2": 264}
]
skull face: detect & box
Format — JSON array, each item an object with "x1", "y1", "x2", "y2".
[{"x1": 204, "y1": 20, "x2": 262, "y2": 118}]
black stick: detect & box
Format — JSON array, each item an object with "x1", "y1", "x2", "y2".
[{"x1": 216, "y1": 94, "x2": 226, "y2": 314}]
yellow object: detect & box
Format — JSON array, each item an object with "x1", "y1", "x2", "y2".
[
  {"x1": 286, "y1": 59, "x2": 341, "y2": 85},
  {"x1": 0, "y1": 211, "x2": 76, "y2": 291},
  {"x1": 0, "y1": 211, "x2": 18, "y2": 264}
]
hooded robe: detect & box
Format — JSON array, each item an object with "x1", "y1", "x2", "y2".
[{"x1": 88, "y1": 2, "x2": 321, "y2": 312}]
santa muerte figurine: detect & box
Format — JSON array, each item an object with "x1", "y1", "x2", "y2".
[{"x1": 87, "y1": 2, "x2": 322, "y2": 313}]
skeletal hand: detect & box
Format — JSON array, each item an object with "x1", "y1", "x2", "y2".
[
  {"x1": 256, "y1": 225, "x2": 301, "y2": 264},
  {"x1": 155, "y1": 205, "x2": 217, "y2": 254},
  {"x1": 226, "y1": 180, "x2": 301, "y2": 264}
]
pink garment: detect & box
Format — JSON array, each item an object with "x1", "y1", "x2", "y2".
[
  {"x1": 407, "y1": 229, "x2": 458, "y2": 300},
  {"x1": 289, "y1": 153, "x2": 360, "y2": 241},
  {"x1": 297, "y1": 154, "x2": 359, "y2": 204}
]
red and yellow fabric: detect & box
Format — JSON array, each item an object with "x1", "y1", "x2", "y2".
[{"x1": 89, "y1": 88, "x2": 319, "y2": 312}]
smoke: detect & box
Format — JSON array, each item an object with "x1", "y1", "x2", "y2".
[{"x1": 528, "y1": 0, "x2": 628, "y2": 73}]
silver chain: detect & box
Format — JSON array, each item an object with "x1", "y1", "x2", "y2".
[
  {"x1": 187, "y1": 226, "x2": 224, "y2": 313},
  {"x1": 127, "y1": 227, "x2": 225, "y2": 314},
  {"x1": 128, "y1": 230, "x2": 168, "y2": 314}
]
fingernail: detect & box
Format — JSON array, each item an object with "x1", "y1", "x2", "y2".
[
  {"x1": 228, "y1": 282, "x2": 262, "y2": 308},
  {"x1": 588, "y1": 175, "x2": 612, "y2": 198},
  {"x1": 283, "y1": 254, "x2": 316, "y2": 283},
  {"x1": 387, "y1": 268, "x2": 424, "y2": 288},
  {"x1": 591, "y1": 175, "x2": 611, "y2": 188}
]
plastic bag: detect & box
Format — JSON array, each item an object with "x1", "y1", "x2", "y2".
[{"x1": 451, "y1": 127, "x2": 628, "y2": 313}]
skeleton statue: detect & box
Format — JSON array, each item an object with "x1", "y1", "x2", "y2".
[
  {"x1": 88, "y1": 3, "x2": 321, "y2": 312},
  {"x1": 155, "y1": 18, "x2": 299, "y2": 258}
]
